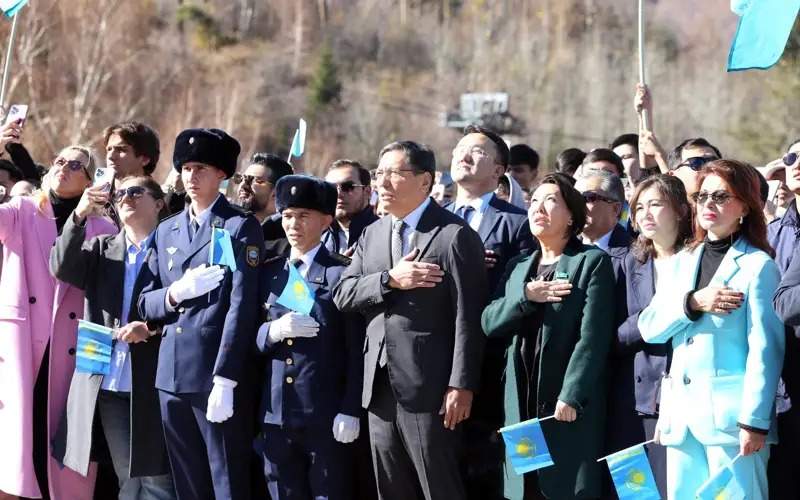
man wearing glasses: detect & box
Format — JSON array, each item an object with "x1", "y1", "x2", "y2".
[
  {"x1": 322, "y1": 159, "x2": 378, "y2": 255},
  {"x1": 334, "y1": 141, "x2": 487, "y2": 500},
  {"x1": 234, "y1": 153, "x2": 293, "y2": 259},
  {"x1": 667, "y1": 138, "x2": 721, "y2": 199}
]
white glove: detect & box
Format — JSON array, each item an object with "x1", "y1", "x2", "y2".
[
  {"x1": 206, "y1": 376, "x2": 236, "y2": 423},
  {"x1": 267, "y1": 312, "x2": 319, "y2": 344},
  {"x1": 168, "y1": 264, "x2": 225, "y2": 304},
  {"x1": 332, "y1": 413, "x2": 360, "y2": 443}
]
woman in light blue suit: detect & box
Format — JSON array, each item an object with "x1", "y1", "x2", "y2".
[{"x1": 639, "y1": 160, "x2": 784, "y2": 500}]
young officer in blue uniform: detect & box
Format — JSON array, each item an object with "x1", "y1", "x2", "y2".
[
  {"x1": 137, "y1": 128, "x2": 264, "y2": 500},
  {"x1": 255, "y1": 175, "x2": 364, "y2": 500}
]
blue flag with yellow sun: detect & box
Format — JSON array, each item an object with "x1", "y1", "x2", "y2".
[
  {"x1": 696, "y1": 459, "x2": 745, "y2": 500},
  {"x1": 75, "y1": 320, "x2": 113, "y2": 375},
  {"x1": 499, "y1": 418, "x2": 554, "y2": 475},
  {"x1": 209, "y1": 227, "x2": 238, "y2": 271},
  {"x1": 276, "y1": 262, "x2": 315, "y2": 315},
  {"x1": 605, "y1": 443, "x2": 661, "y2": 500}
]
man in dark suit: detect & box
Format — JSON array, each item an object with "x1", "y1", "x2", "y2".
[
  {"x1": 446, "y1": 124, "x2": 534, "y2": 500},
  {"x1": 138, "y1": 128, "x2": 264, "y2": 500},
  {"x1": 235, "y1": 152, "x2": 294, "y2": 258},
  {"x1": 334, "y1": 141, "x2": 488, "y2": 500},
  {"x1": 255, "y1": 175, "x2": 364, "y2": 500},
  {"x1": 322, "y1": 159, "x2": 378, "y2": 255}
]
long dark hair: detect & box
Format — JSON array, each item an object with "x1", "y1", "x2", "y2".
[
  {"x1": 688, "y1": 159, "x2": 773, "y2": 257},
  {"x1": 630, "y1": 174, "x2": 692, "y2": 263}
]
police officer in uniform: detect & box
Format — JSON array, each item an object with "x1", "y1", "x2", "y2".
[
  {"x1": 255, "y1": 175, "x2": 364, "y2": 500},
  {"x1": 137, "y1": 128, "x2": 264, "y2": 500}
]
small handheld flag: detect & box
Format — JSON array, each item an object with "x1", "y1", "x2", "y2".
[
  {"x1": 276, "y1": 262, "x2": 315, "y2": 315},
  {"x1": 499, "y1": 417, "x2": 555, "y2": 475},
  {"x1": 727, "y1": 0, "x2": 800, "y2": 72},
  {"x1": 288, "y1": 118, "x2": 307, "y2": 161},
  {"x1": 209, "y1": 227, "x2": 237, "y2": 271},
  {"x1": 0, "y1": 0, "x2": 27, "y2": 18},
  {"x1": 600, "y1": 442, "x2": 660, "y2": 500},
  {"x1": 696, "y1": 455, "x2": 745, "y2": 500},
  {"x1": 76, "y1": 320, "x2": 114, "y2": 375}
]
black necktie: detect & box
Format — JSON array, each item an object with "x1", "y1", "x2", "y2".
[
  {"x1": 391, "y1": 219, "x2": 406, "y2": 266},
  {"x1": 289, "y1": 258, "x2": 303, "y2": 270}
]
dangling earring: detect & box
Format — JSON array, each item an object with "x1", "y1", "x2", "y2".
[
  {"x1": 567, "y1": 219, "x2": 573, "y2": 226},
  {"x1": 739, "y1": 215, "x2": 744, "y2": 225}
]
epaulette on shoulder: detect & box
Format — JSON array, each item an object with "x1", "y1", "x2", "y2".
[
  {"x1": 330, "y1": 252, "x2": 352, "y2": 266},
  {"x1": 263, "y1": 254, "x2": 285, "y2": 266}
]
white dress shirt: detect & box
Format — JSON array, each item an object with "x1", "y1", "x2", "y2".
[
  {"x1": 453, "y1": 191, "x2": 493, "y2": 232},
  {"x1": 391, "y1": 197, "x2": 432, "y2": 255}
]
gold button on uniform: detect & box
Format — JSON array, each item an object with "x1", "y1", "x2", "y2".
[
  {"x1": 286, "y1": 339, "x2": 294, "y2": 346},
  {"x1": 286, "y1": 376, "x2": 294, "y2": 384},
  {"x1": 286, "y1": 358, "x2": 293, "y2": 365},
  {"x1": 176, "y1": 327, "x2": 183, "y2": 334},
  {"x1": 178, "y1": 307, "x2": 185, "y2": 313}
]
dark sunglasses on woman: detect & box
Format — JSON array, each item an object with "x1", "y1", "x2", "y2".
[
  {"x1": 53, "y1": 157, "x2": 86, "y2": 172},
  {"x1": 783, "y1": 152, "x2": 799, "y2": 167},
  {"x1": 691, "y1": 190, "x2": 736, "y2": 206},
  {"x1": 113, "y1": 186, "x2": 150, "y2": 204}
]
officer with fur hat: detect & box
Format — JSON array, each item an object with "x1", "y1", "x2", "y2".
[
  {"x1": 255, "y1": 175, "x2": 364, "y2": 500},
  {"x1": 137, "y1": 127, "x2": 264, "y2": 500}
]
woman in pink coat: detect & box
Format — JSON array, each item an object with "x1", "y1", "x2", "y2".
[{"x1": 0, "y1": 145, "x2": 116, "y2": 499}]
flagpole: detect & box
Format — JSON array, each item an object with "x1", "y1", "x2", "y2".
[
  {"x1": 0, "y1": 10, "x2": 20, "y2": 113},
  {"x1": 497, "y1": 414, "x2": 556, "y2": 433},
  {"x1": 597, "y1": 439, "x2": 655, "y2": 462},
  {"x1": 637, "y1": 0, "x2": 650, "y2": 173}
]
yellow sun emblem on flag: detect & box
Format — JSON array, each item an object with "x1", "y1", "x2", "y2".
[
  {"x1": 515, "y1": 437, "x2": 536, "y2": 458},
  {"x1": 292, "y1": 281, "x2": 308, "y2": 300},
  {"x1": 83, "y1": 343, "x2": 97, "y2": 355},
  {"x1": 625, "y1": 469, "x2": 646, "y2": 491},
  {"x1": 714, "y1": 488, "x2": 730, "y2": 500}
]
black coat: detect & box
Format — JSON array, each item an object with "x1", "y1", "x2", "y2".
[{"x1": 321, "y1": 205, "x2": 379, "y2": 255}]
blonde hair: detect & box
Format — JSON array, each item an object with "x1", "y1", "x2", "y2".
[{"x1": 33, "y1": 144, "x2": 99, "y2": 213}]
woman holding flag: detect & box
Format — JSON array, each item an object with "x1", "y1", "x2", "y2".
[
  {"x1": 639, "y1": 160, "x2": 784, "y2": 499},
  {"x1": 0, "y1": 144, "x2": 116, "y2": 499},
  {"x1": 482, "y1": 173, "x2": 616, "y2": 499}
]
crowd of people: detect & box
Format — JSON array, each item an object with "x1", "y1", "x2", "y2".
[{"x1": 1, "y1": 83, "x2": 800, "y2": 500}]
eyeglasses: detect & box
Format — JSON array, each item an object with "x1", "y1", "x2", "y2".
[
  {"x1": 691, "y1": 190, "x2": 736, "y2": 206},
  {"x1": 452, "y1": 145, "x2": 493, "y2": 160},
  {"x1": 332, "y1": 181, "x2": 365, "y2": 193},
  {"x1": 675, "y1": 156, "x2": 715, "y2": 172},
  {"x1": 783, "y1": 152, "x2": 799, "y2": 167},
  {"x1": 113, "y1": 186, "x2": 151, "y2": 204},
  {"x1": 374, "y1": 168, "x2": 416, "y2": 180},
  {"x1": 54, "y1": 157, "x2": 87, "y2": 172},
  {"x1": 232, "y1": 173, "x2": 269, "y2": 186},
  {"x1": 582, "y1": 191, "x2": 618, "y2": 204}
]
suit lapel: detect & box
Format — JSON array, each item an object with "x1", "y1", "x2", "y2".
[
  {"x1": 542, "y1": 241, "x2": 585, "y2": 349},
  {"x1": 411, "y1": 202, "x2": 443, "y2": 260},
  {"x1": 102, "y1": 231, "x2": 128, "y2": 321},
  {"x1": 711, "y1": 238, "x2": 747, "y2": 286},
  {"x1": 34, "y1": 202, "x2": 57, "y2": 282},
  {"x1": 476, "y1": 196, "x2": 502, "y2": 244},
  {"x1": 306, "y1": 247, "x2": 328, "y2": 291}
]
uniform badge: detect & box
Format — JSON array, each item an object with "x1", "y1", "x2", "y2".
[
  {"x1": 167, "y1": 247, "x2": 177, "y2": 270},
  {"x1": 212, "y1": 216, "x2": 224, "y2": 228},
  {"x1": 188, "y1": 137, "x2": 195, "y2": 145},
  {"x1": 290, "y1": 186, "x2": 297, "y2": 196},
  {"x1": 246, "y1": 245, "x2": 260, "y2": 268}
]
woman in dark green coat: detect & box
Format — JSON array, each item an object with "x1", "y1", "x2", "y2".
[{"x1": 482, "y1": 173, "x2": 616, "y2": 500}]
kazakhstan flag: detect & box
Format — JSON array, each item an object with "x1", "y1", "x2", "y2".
[
  {"x1": 209, "y1": 227, "x2": 238, "y2": 271},
  {"x1": 727, "y1": 0, "x2": 800, "y2": 71},
  {"x1": 276, "y1": 262, "x2": 315, "y2": 315},
  {"x1": 75, "y1": 320, "x2": 113, "y2": 375},
  {"x1": 696, "y1": 459, "x2": 745, "y2": 500},
  {"x1": 605, "y1": 443, "x2": 660, "y2": 500},
  {"x1": 499, "y1": 418, "x2": 554, "y2": 475}
]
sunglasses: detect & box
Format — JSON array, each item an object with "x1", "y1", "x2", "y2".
[
  {"x1": 783, "y1": 152, "x2": 799, "y2": 167},
  {"x1": 232, "y1": 173, "x2": 269, "y2": 186},
  {"x1": 54, "y1": 157, "x2": 87, "y2": 172},
  {"x1": 691, "y1": 190, "x2": 736, "y2": 206},
  {"x1": 113, "y1": 186, "x2": 151, "y2": 203},
  {"x1": 675, "y1": 156, "x2": 715, "y2": 172},
  {"x1": 333, "y1": 181, "x2": 365, "y2": 193},
  {"x1": 582, "y1": 191, "x2": 618, "y2": 204}
]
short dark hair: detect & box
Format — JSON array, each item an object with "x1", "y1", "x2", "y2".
[
  {"x1": 329, "y1": 159, "x2": 370, "y2": 186},
  {"x1": 103, "y1": 121, "x2": 160, "y2": 175},
  {"x1": 555, "y1": 148, "x2": 586, "y2": 176},
  {"x1": 378, "y1": 141, "x2": 436, "y2": 175},
  {"x1": 463, "y1": 124, "x2": 509, "y2": 167},
  {"x1": 610, "y1": 133, "x2": 638, "y2": 153},
  {"x1": 534, "y1": 172, "x2": 587, "y2": 236},
  {"x1": 0, "y1": 159, "x2": 22, "y2": 182},
  {"x1": 509, "y1": 144, "x2": 539, "y2": 170},
  {"x1": 582, "y1": 148, "x2": 624, "y2": 177},
  {"x1": 668, "y1": 138, "x2": 721, "y2": 170},
  {"x1": 249, "y1": 153, "x2": 293, "y2": 184}
]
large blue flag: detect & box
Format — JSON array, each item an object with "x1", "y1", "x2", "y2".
[
  {"x1": 0, "y1": 0, "x2": 27, "y2": 17},
  {"x1": 696, "y1": 458, "x2": 745, "y2": 500},
  {"x1": 209, "y1": 227, "x2": 237, "y2": 271},
  {"x1": 605, "y1": 444, "x2": 661, "y2": 500},
  {"x1": 276, "y1": 262, "x2": 315, "y2": 315},
  {"x1": 727, "y1": 0, "x2": 800, "y2": 71},
  {"x1": 499, "y1": 418, "x2": 554, "y2": 475},
  {"x1": 75, "y1": 320, "x2": 113, "y2": 375}
]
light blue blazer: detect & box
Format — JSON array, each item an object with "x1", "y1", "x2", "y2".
[{"x1": 639, "y1": 237, "x2": 784, "y2": 447}]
